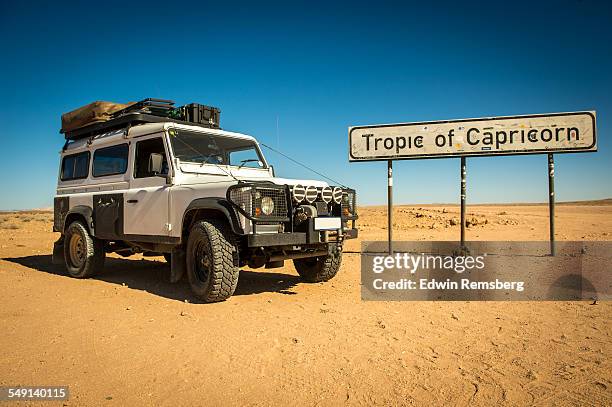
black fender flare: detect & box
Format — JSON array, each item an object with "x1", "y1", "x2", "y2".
[
  {"x1": 182, "y1": 198, "x2": 244, "y2": 236},
  {"x1": 64, "y1": 205, "x2": 94, "y2": 235}
]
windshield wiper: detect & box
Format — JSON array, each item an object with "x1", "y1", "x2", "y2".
[{"x1": 237, "y1": 159, "x2": 260, "y2": 170}]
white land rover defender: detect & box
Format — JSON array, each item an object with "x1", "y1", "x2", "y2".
[{"x1": 53, "y1": 99, "x2": 357, "y2": 302}]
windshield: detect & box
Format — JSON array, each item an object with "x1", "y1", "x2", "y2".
[{"x1": 168, "y1": 129, "x2": 266, "y2": 169}]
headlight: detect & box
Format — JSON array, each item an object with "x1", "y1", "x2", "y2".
[
  {"x1": 292, "y1": 184, "x2": 306, "y2": 202},
  {"x1": 261, "y1": 196, "x2": 274, "y2": 215},
  {"x1": 332, "y1": 187, "x2": 343, "y2": 204},
  {"x1": 305, "y1": 185, "x2": 318, "y2": 203}
]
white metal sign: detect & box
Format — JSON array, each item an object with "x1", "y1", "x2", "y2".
[{"x1": 349, "y1": 112, "x2": 596, "y2": 161}]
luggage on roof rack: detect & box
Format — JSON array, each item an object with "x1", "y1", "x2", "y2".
[
  {"x1": 176, "y1": 103, "x2": 220, "y2": 128},
  {"x1": 61, "y1": 101, "x2": 135, "y2": 134},
  {"x1": 61, "y1": 98, "x2": 221, "y2": 141}
]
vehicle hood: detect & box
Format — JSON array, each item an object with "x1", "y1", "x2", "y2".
[
  {"x1": 175, "y1": 165, "x2": 333, "y2": 189},
  {"x1": 177, "y1": 163, "x2": 332, "y2": 187},
  {"x1": 260, "y1": 177, "x2": 330, "y2": 188}
]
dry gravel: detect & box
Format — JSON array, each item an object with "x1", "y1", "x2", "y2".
[{"x1": 0, "y1": 205, "x2": 610, "y2": 406}]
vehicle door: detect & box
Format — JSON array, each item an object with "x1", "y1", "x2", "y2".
[{"x1": 124, "y1": 134, "x2": 171, "y2": 237}]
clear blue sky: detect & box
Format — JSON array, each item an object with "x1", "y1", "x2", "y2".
[{"x1": 1, "y1": 0, "x2": 611, "y2": 209}]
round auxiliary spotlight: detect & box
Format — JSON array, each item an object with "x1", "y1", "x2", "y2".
[
  {"x1": 292, "y1": 184, "x2": 306, "y2": 202},
  {"x1": 332, "y1": 187, "x2": 343, "y2": 204},
  {"x1": 321, "y1": 186, "x2": 333, "y2": 203},
  {"x1": 305, "y1": 185, "x2": 318, "y2": 203}
]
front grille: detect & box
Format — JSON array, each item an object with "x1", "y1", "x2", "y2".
[{"x1": 315, "y1": 201, "x2": 329, "y2": 215}]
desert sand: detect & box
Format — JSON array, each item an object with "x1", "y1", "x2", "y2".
[{"x1": 0, "y1": 204, "x2": 610, "y2": 406}]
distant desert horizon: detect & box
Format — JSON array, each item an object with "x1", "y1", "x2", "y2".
[
  {"x1": 363, "y1": 197, "x2": 612, "y2": 208},
  {"x1": 2, "y1": 197, "x2": 611, "y2": 214}
]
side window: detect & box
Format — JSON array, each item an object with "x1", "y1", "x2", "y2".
[
  {"x1": 92, "y1": 144, "x2": 129, "y2": 177},
  {"x1": 134, "y1": 138, "x2": 168, "y2": 178},
  {"x1": 61, "y1": 151, "x2": 90, "y2": 181}
]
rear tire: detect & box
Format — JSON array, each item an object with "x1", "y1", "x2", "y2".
[
  {"x1": 293, "y1": 250, "x2": 342, "y2": 283},
  {"x1": 186, "y1": 220, "x2": 240, "y2": 302},
  {"x1": 63, "y1": 221, "x2": 105, "y2": 278}
]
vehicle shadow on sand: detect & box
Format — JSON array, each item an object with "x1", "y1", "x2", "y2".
[{"x1": 2, "y1": 255, "x2": 301, "y2": 302}]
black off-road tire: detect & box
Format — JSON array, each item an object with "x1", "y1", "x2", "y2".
[
  {"x1": 293, "y1": 250, "x2": 342, "y2": 283},
  {"x1": 186, "y1": 220, "x2": 240, "y2": 302},
  {"x1": 63, "y1": 221, "x2": 105, "y2": 278}
]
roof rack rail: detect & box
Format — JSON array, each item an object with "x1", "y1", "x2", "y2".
[{"x1": 111, "y1": 98, "x2": 175, "y2": 118}]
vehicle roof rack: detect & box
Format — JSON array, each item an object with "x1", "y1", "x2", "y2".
[
  {"x1": 111, "y1": 98, "x2": 175, "y2": 118},
  {"x1": 61, "y1": 98, "x2": 221, "y2": 141}
]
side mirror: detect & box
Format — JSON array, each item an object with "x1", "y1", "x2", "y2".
[{"x1": 148, "y1": 153, "x2": 164, "y2": 176}]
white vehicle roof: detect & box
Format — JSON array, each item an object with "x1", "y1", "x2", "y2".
[{"x1": 63, "y1": 122, "x2": 257, "y2": 153}]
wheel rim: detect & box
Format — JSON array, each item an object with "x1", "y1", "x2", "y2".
[
  {"x1": 69, "y1": 233, "x2": 86, "y2": 268},
  {"x1": 194, "y1": 241, "x2": 212, "y2": 283}
]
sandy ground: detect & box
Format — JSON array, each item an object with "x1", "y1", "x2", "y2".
[{"x1": 0, "y1": 205, "x2": 610, "y2": 406}]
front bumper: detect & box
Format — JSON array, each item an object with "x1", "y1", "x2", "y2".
[{"x1": 247, "y1": 227, "x2": 358, "y2": 247}]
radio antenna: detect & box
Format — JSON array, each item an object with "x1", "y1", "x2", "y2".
[
  {"x1": 260, "y1": 142, "x2": 347, "y2": 188},
  {"x1": 276, "y1": 115, "x2": 280, "y2": 149}
]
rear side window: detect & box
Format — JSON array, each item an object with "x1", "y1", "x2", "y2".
[
  {"x1": 61, "y1": 152, "x2": 90, "y2": 181},
  {"x1": 93, "y1": 144, "x2": 129, "y2": 177}
]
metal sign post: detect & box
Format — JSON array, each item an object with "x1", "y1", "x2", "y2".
[
  {"x1": 387, "y1": 160, "x2": 393, "y2": 254},
  {"x1": 460, "y1": 157, "x2": 467, "y2": 249},
  {"x1": 548, "y1": 154, "x2": 556, "y2": 256}
]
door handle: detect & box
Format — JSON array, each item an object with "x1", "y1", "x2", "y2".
[{"x1": 127, "y1": 199, "x2": 138, "y2": 203}]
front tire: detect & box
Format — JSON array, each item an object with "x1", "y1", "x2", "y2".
[
  {"x1": 186, "y1": 220, "x2": 240, "y2": 302},
  {"x1": 293, "y1": 250, "x2": 342, "y2": 283},
  {"x1": 63, "y1": 221, "x2": 105, "y2": 278}
]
